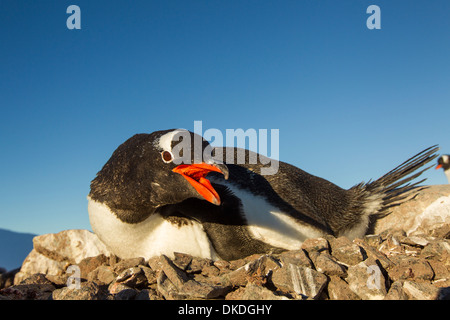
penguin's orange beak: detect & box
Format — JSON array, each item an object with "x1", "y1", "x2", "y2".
[
  {"x1": 436, "y1": 164, "x2": 443, "y2": 170},
  {"x1": 173, "y1": 163, "x2": 228, "y2": 205}
]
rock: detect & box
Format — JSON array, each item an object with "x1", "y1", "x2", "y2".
[
  {"x1": 14, "y1": 249, "x2": 69, "y2": 284},
  {"x1": 87, "y1": 265, "x2": 116, "y2": 285},
  {"x1": 187, "y1": 256, "x2": 214, "y2": 273},
  {"x1": 427, "y1": 259, "x2": 450, "y2": 281},
  {"x1": 113, "y1": 288, "x2": 137, "y2": 300},
  {"x1": 218, "y1": 254, "x2": 281, "y2": 287},
  {"x1": 271, "y1": 263, "x2": 328, "y2": 299},
  {"x1": 1, "y1": 273, "x2": 56, "y2": 300},
  {"x1": 327, "y1": 276, "x2": 360, "y2": 300},
  {"x1": 378, "y1": 234, "x2": 406, "y2": 257},
  {"x1": 112, "y1": 257, "x2": 146, "y2": 274},
  {"x1": 402, "y1": 280, "x2": 442, "y2": 300},
  {"x1": 157, "y1": 270, "x2": 188, "y2": 300},
  {"x1": 301, "y1": 237, "x2": 330, "y2": 253},
  {"x1": 308, "y1": 251, "x2": 347, "y2": 276},
  {"x1": 157, "y1": 255, "x2": 231, "y2": 299},
  {"x1": 213, "y1": 260, "x2": 231, "y2": 273},
  {"x1": 328, "y1": 237, "x2": 365, "y2": 265},
  {"x1": 363, "y1": 234, "x2": 383, "y2": 247},
  {"x1": 78, "y1": 254, "x2": 109, "y2": 279},
  {"x1": 347, "y1": 259, "x2": 388, "y2": 300},
  {"x1": 388, "y1": 256, "x2": 434, "y2": 282},
  {"x1": 374, "y1": 185, "x2": 450, "y2": 236},
  {"x1": 108, "y1": 282, "x2": 133, "y2": 295},
  {"x1": 0, "y1": 283, "x2": 55, "y2": 300},
  {"x1": 353, "y1": 238, "x2": 393, "y2": 269},
  {"x1": 202, "y1": 265, "x2": 220, "y2": 277},
  {"x1": 279, "y1": 250, "x2": 314, "y2": 268},
  {"x1": 225, "y1": 283, "x2": 289, "y2": 300},
  {"x1": 115, "y1": 266, "x2": 148, "y2": 288},
  {"x1": 15, "y1": 230, "x2": 112, "y2": 284},
  {"x1": 384, "y1": 281, "x2": 409, "y2": 300},
  {"x1": 0, "y1": 268, "x2": 19, "y2": 289},
  {"x1": 420, "y1": 240, "x2": 450, "y2": 261},
  {"x1": 399, "y1": 235, "x2": 431, "y2": 247},
  {"x1": 18, "y1": 273, "x2": 53, "y2": 285},
  {"x1": 135, "y1": 288, "x2": 163, "y2": 300},
  {"x1": 173, "y1": 252, "x2": 193, "y2": 270},
  {"x1": 33, "y1": 229, "x2": 111, "y2": 264},
  {"x1": 52, "y1": 281, "x2": 109, "y2": 300}
]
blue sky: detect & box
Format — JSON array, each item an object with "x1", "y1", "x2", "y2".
[{"x1": 1, "y1": 1, "x2": 449, "y2": 236}]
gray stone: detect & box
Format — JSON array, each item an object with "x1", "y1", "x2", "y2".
[
  {"x1": 387, "y1": 256, "x2": 434, "y2": 282},
  {"x1": 347, "y1": 259, "x2": 388, "y2": 300},
  {"x1": 421, "y1": 240, "x2": 450, "y2": 260},
  {"x1": 0, "y1": 283, "x2": 55, "y2": 300},
  {"x1": 157, "y1": 255, "x2": 231, "y2": 299},
  {"x1": 384, "y1": 281, "x2": 409, "y2": 300},
  {"x1": 15, "y1": 230, "x2": 112, "y2": 285},
  {"x1": 327, "y1": 276, "x2": 360, "y2": 300},
  {"x1": 271, "y1": 263, "x2": 328, "y2": 299},
  {"x1": 353, "y1": 238, "x2": 393, "y2": 269},
  {"x1": 329, "y1": 237, "x2": 365, "y2": 265},
  {"x1": 0, "y1": 268, "x2": 20, "y2": 289},
  {"x1": 402, "y1": 280, "x2": 442, "y2": 300},
  {"x1": 301, "y1": 237, "x2": 330, "y2": 253},
  {"x1": 225, "y1": 283, "x2": 289, "y2": 300},
  {"x1": 172, "y1": 252, "x2": 193, "y2": 270},
  {"x1": 374, "y1": 185, "x2": 450, "y2": 236},
  {"x1": 115, "y1": 266, "x2": 148, "y2": 288},
  {"x1": 112, "y1": 257, "x2": 145, "y2": 274},
  {"x1": 279, "y1": 250, "x2": 313, "y2": 268},
  {"x1": 135, "y1": 288, "x2": 163, "y2": 300},
  {"x1": 113, "y1": 288, "x2": 137, "y2": 300},
  {"x1": 78, "y1": 254, "x2": 109, "y2": 279},
  {"x1": 88, "y1": 265, "x2": 116, "y2": 285},
  {"x1": 309, "y1": 251, "x2": 347, "y2": 276},
  {"x1": 52, "y1": 281, "x2": 108, "y2": 300}
]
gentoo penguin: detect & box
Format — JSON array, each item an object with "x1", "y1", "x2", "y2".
[
  {"x1": 436, "y1": 155, "x2": 450, "y2": 183},
  {"x1": 88, "y1": 129, "x2": 439, "y2": 261}
]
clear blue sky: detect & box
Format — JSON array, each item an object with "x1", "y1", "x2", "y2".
[{"x1": 1, "y1": 1, "x2": 449, "y2": 236}]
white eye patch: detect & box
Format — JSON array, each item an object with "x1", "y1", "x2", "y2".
[{"x1": 156, "y1": 129, "x2": 189, "y2": 152}]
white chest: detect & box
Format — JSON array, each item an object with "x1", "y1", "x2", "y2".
[
  {"x1": 87, "y1": 196, "x2": 219, "y2": 260},
  {"x1": 213, "y1": 180, "x2": 324, "y2": 250},
  {"x1": 445, "y1": 170, "x2": 450, "y2": 184}
]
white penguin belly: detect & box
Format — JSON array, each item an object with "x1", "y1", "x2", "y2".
[
  {"x1": 213, "y1": 180, "x2": 325, "y2": 250},
  {"x1": 87, "y1": 196, "x2": 219, "y2": 260}
]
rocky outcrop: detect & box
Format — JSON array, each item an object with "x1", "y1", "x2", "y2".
[
  {"x1": 373, "y1": 184, "x2": 450, "y2": 238},
  {"x1": 1, "y1": 185, "x2": 449, "y2": 300},
  {"x1": 13, "y1": 229, "x2": 112, "y2": 285}
]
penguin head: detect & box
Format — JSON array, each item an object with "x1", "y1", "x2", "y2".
[
  {"x1": 436, "y1": 155, "x2": 450, "y2": 171},
  {"x1": 89, "y1": 129, "x2": 228, "y2": 223}
]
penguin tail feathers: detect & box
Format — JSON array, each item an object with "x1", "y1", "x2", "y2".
[{"x1": 343, "y1": 145, "x2": 439, "y2": 238}]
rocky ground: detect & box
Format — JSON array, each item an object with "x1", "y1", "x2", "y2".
[{"x1": 1, "y1": 185, "x2": 449, "y2": 300}]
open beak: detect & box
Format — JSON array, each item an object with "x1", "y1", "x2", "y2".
[
  {"x1": 436, "y1": 164, "x2": 443, "y2": 170},
  {"x1": 173, "y1": 163, "x2": 229, "y2": 205}
]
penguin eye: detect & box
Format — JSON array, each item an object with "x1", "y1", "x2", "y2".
[{"x1": 161, "y1": 151, "x2": 174, "y2": 163}]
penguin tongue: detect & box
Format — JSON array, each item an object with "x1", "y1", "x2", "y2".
[{"x1": 173, "y1": 163, "x2": 224, "y2": 205}]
